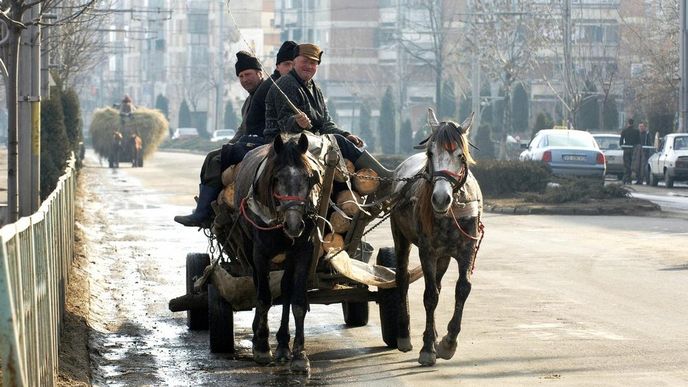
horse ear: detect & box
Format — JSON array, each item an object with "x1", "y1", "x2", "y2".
[
  {"x1": 427, "y1": 108, "x2": 439, "y2": 132},
  {"x1": 273, "y1": 134, "x2": 284, "y2": 153},
  {"x1": 459, "y1": 112, "x2": 474, "y2": 135},
  {"x1": 298, "y1": 133, "x2": 309, "y2": 154}
]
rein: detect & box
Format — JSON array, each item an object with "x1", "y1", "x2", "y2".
[{"x1": 240, "y1": 196, "x2": 284, "y2": 231}]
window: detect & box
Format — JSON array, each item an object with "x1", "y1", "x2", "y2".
[{"x1": 188, "y1": 13, "x2": 208, "y2": 34}]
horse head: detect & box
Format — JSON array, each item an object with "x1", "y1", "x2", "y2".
[
  {"x1": 425, "y1": 109, "x2": 475, "y2": 214},
  {"x1": 259, "y1": 133, "x2": 319, "y2": 239}
]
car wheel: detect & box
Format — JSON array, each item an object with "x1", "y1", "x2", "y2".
[
  {"x1": 648, "y1": 167, "x2": 659, "y2": 187},
  {"x1": 664, "y1": 169, "x2": 674, "y2": 188}
]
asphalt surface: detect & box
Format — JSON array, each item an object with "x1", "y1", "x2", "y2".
[{"x1": 75, "y1": 150, "x2": 688, "y2": 386}]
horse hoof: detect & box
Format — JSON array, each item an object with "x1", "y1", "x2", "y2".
[
  {"x1": 397, "y1": 337, "x2": 413, "y2": 353},
  {"x1": 252, "y1": 348, "x2": 273, "y2": 365},
  {"x1": 436, "y1": 336, "x2": 457, "y2": 360},
  {"x1": 274, "y1": 346, "x2": 292, "y2": 364},
  {"x1": 290, "y1": 352, "x2": 310, "y2": 374},
  {"x1": 418, "y1": 351, "x2": 436, "y2": 366}
]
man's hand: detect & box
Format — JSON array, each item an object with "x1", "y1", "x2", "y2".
[
  {"x1": 295, "y1": 112, "x2": 311, "y2": 129},
  {"x1": 347, "y1": 134, "x2": 365, "y2": 148}
]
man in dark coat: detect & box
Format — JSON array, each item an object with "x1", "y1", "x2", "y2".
[
  {"x1": 633, "y1": 121, "x2": 653, "y2": 184},
  {"x1": 174, "y1": 50, "x2": 263, "y2": 227},
  {"x1": 620, "y1": 118, "x2": 639, "y2": 184},
  {"x1": 264, "y1": 43, "x2": 391, "y2": 187},
  {"x1": 220, "y1": 40, "x2": 298, "y2": 171}
]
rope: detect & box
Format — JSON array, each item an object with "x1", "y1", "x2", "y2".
[{"x1": 239, "y1": 197, "x2": 284, "y2": 231}]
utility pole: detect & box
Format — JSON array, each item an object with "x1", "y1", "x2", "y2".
[
  {"x1": 562, "y1": 0, "x2": 572, "y2": 127},
  {"x1": 216, "y1": 0, "x2": 224, "y2": 132},
  {"x1": 470, "y1": 0, "x2": 481, "y2": 142},
  {"x1": 18, "y1": 3, "x2": 41, "y2": 216},
  {"x1": 680, "y1": 0, "x2": 687, "y2": 132}
]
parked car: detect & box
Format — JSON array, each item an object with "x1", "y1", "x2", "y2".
[
  {"x1": 171, "y1": 127, "x2": 199, "y2": 140},
  {"x1": 519, "y1": 129, "x2": 605, "y2": 179},
  {"x1": 210, "y1": 129, "x2": 236, "y2": 142},
  {"x1": 646, "y1": 133, "x2": 688, "y2": 188},
  {"x1": 592, "y1": 134, "x2": 624, "y2": 180}
]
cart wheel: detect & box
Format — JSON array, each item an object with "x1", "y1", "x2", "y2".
[
  {"x1": 208, "y1": 284, "x2": 235, "y2": 353},
  {"x1": 186, "y1": 253, "x2": 210, "y2": 330},
  {"x1": 342, "y1": 301, "x2": 369, "y2": 327},
  {"x1": 377, "y1": 247, "x2": 402, "y2": 348}
]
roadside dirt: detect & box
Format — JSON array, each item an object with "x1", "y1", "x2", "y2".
[{"x1": 57, "y1": 175, "x2": 91, "y2": 386}]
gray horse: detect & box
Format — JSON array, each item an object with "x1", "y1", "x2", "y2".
[{"x1": 390, "y1": 110, "x2": 484, "y2": 366}]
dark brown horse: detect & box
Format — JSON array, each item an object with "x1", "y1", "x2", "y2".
[
  {"x1": 390, "y1": 110, "x2": 484, "y2": 366},
  {"x1": 233, "y1": 133, "x2": 320, "y2": 373}
]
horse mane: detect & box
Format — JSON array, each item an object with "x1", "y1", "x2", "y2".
[
  {"x1": 416, "y1": 121, "x2": 475, "y2": 235},
  {"x1": 255, "y1": 137, "x2": 314, "y2": 213},
  {"x1": 431, "y1": 121, "x2": 476, "y2": 166}
]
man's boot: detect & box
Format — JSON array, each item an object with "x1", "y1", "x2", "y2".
[
  {"x1": 174, "y1": 184, "x2": 221, "y2": 227},
  {"x1": 354, "y1": 151, "x2": 394, "y2": 198}
]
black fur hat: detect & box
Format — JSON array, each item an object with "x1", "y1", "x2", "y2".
[
  {"x1": 235, "y1": 51, "x2": 262, "y2": 76},
  {"x1": 276, "y1": 41, "x2": 298, "y2": 64}
]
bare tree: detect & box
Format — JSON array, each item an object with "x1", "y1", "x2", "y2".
[
  {"x1": 466, "y1": 0, "x2": 545, "y2": 158},
  {"x1": 532, "y1": 1, "x2": 623, "y2": 129},
  {"x1": 618, "y1": 0, "x2": 678, "y2": 132},
  {"x1": 397, "y1": 0, "x2": 464, "y2": 114},
  {"x1": 46, "y1": 0, "x2": 114, "y2": 90},
  {"x1": 0, "y1": 0, "x2": 100, "y2": 220}
]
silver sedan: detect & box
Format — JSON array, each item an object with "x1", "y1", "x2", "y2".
[{"x1": 520, "y1": 129, "x2": 606, "y2": 179}]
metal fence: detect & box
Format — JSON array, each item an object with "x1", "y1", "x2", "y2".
[{"x1": 0, "y1": 157, "x2": 77, "y2": 386}]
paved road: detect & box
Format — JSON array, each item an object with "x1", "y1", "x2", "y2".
[{"x1": 80, "y1": 150, "x2": 688, "y2": 386}]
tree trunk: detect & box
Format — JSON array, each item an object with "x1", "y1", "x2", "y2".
[{"x1": 5, "y1": 29, "x2": 22, "y2": 222}]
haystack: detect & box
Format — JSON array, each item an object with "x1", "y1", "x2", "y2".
[{"x1": 89, "y1": 106, "x2": 169, "y2": 160}]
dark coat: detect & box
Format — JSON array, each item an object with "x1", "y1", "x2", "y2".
[
  {"x1": 229, "y1": 80, "x2": 262, "y2": 142},
  {"x1": 244, "y1": 70, "x2": 279, "y2": 138},
  {"x1": 264, "y1": 69, "x2": 349, "y2": 140},
  {"x1": 620, "y1": 125, "x2": 640, "y2": 147}
]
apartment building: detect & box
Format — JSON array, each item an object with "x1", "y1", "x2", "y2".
[
  {"x1": 100, "y1": 0, "x2": 279, "y2": 134},
  {"x1": 274, "y1": 0, "x2": 463, "y2": 140}
]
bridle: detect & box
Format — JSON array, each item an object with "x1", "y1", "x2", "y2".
[{"x1": 426, "y1": 137, "x2": 469, "y2": 194}]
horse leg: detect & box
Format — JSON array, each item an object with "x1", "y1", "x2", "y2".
[
  {"x1": 275, "y1": 256, "x2": 294, "y2": 363},
  {"x1": 391, "y1": 222, "x2": 413, "y2": 352},
  {"x1": 251, "y1": 246, "x2": 273, "y2": 365},
  {"x1": 418, "y1": 248, "x2": 440, "y2": 366},
  {"x1": 437, "y1": 237, "x2": 475, "y2": 361},
  {"x1": 289, "y1": 247, "x2": 311, "y2": 374}
]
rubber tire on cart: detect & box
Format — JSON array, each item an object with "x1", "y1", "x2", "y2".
[
  {"x1": 376, "y1": 247, "x2": 402, "y2": 348},
  {"x1": 186, "y1": 253, "x2": 210, "y2": 330},
  {"x1": 648, "y1": 166, "x2": 659, "y2": 187},
  {"x1": 342, "y1": 242, "x2": 371, "y2": 327},
  {"x1": 664, "y1": 169, "x2": 674, "y2": 188},
  {"x1": 208, "y1": 284, "x2": 235, "y2": 353}
]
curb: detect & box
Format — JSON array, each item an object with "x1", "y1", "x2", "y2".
[{"x1": 484, "y1": 200, "x2": 661, "y2": 216}]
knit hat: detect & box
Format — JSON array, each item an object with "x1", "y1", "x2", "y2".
[
  {"x1": 294, "y1": 43, "x2": 323, "y2": 64},
  {"x1": 235, "y1": 51, "x2": 262, "y2": 76},
  {"x1": 276, "y1": 41, "x2": 298, "y2": 64}
]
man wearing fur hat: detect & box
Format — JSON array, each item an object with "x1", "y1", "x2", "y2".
[
  {"x1": 264, "y1": 43, "x2": 392, "y2": 187},
  {"x1": 174, "y1": 50, "x2": 264, "y2": 227},
  {"x1": 219, "y1": 40, "x2": 297, "y2": 171}
]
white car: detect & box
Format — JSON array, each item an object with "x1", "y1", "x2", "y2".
[
  {"x1": 210, "y1": 129, "x2": 236, "y2": 142},
  {"x1": 592, "y1": 134, "x2": 624, "y2": 180},
  {"x1": 646, "y1": 133, "x2": 688, "y2": 188},
  {"x1": 171, "y1": 127, "x2": 199, "y2": 140}
]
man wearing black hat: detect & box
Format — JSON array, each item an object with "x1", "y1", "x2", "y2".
[
  {"x1": 174, "y1": 50, "x2": 264, "y2": 227},
  {"x1": 264, "y1": 43, "x2": 392, "y2": 192},
  {"x1": 219, "y1": 41, "x2": 297, "y2": 171}
]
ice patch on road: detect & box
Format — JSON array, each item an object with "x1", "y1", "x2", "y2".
[{"x1": 516, "y1": 322, "x2": 625, "y2": 341}]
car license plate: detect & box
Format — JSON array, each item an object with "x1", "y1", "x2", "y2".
[{"x1": 563, "y1": 155, "x2": 586, "y2": 161}]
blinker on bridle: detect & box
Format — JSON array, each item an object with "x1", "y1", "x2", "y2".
[{"x1": 414, "y1": 121, "x2": 480, "y2": 151}]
